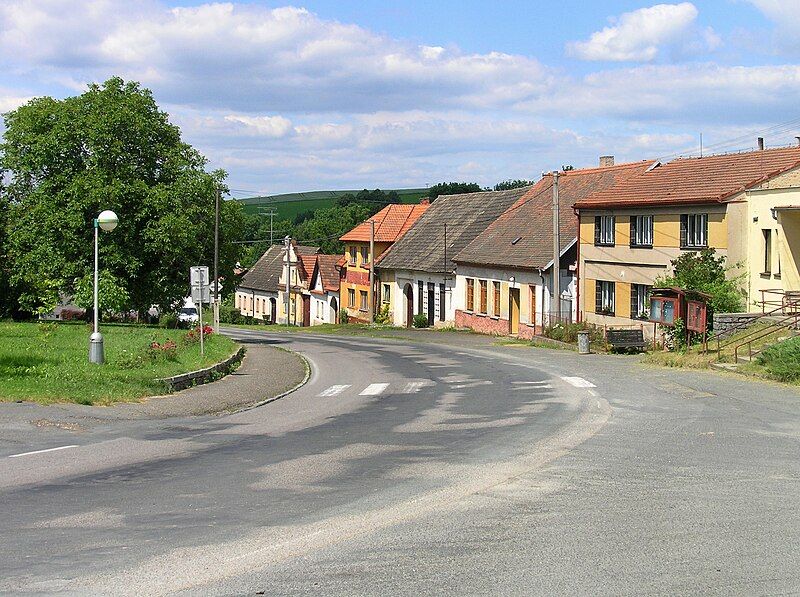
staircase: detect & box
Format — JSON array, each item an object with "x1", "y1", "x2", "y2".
[{"x1": 707, "y1": 291, "x2": 800, "y2": 365}]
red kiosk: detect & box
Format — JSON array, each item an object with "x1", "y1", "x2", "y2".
[{"x1": 649, "y1": 287, "x2": 711, "y2": 348}]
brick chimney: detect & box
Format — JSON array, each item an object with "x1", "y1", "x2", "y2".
[
  {"x1": 758, "y1": 137, "x2": 765, "y2": 150},
  {"x1": 599, "y1": 155, "x2": 615, "y2": 167},
  {"x1": 419, "y1": 198, "x2": 430, "y2": 205}
]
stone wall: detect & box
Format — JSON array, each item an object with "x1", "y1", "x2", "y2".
[{"x1": 713, "y1": 313, "x2": 761, "y2": 337}]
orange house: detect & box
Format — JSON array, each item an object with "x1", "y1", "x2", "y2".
[{"x1": 339, "y1": 202, "x2": 429, "y2": 322}]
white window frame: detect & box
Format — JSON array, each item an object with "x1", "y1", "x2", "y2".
[
  {"x1": 631, "y1": 215, "x2": 653, "y2": 247},
  {"x1": 598, "y1": 215, "x2": 615, "y2": 245},
  {"x1": 685, "y1": 214, "x2": 708, "y2": 248},
  {"x1": 600, "y1": 281, "x2": 615, "y2": 314},
  {"x1": 382, "y1": 283, "x2": 391, "y2": 304}
]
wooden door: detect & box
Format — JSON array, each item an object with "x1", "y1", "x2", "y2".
[
  {"x1": 509, "y1": 288, "x2": 520, "y2": 335},
  {"x1": 404, "y1": 284, "x2": 413, "y2": 328},
  {"x1": 302, "y1": 295, "x2": 311, "y2": 327}
]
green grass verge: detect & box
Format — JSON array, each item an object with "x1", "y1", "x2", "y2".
[
  {"x1": 743, "y1": 336, "x2": 800, "y2": 383},
  {"x1": 0, "y1": 321, "x2": 238, "y2": 405}
]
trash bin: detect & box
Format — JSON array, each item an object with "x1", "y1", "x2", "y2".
[{"x1": 577, "y1": 330, "x2": 590, "y2": 355}]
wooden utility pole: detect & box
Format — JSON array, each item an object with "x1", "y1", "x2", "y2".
[
  {"x1": 368, "y1": 220, "x2": 375, "y2": 322},
  {"x1": 284, "y1": 236, "x2": 291, "y2": 325},
  {"x1": 552, "y1": 171, "x2": 561, "y2": 324}
]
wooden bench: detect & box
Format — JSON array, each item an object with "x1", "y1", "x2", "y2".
[{"x1": 606, "y1": 328, "x2": 647, "y2": 352}]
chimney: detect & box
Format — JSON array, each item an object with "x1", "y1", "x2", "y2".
[
  {"x1": 795, "y1": 136, "x2": 800, "y2": 147},
  {"x1": 758, "y1": 137, "x2": 765, "y2": 151},
  {"x1": 599, "y1": 155, "x2": 615, "y2": 167},
  {"x1": 419, "y1": 198, "x2": 430, "y2": 205}
]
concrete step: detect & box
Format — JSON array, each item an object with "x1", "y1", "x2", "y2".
[{"x1": 712, "y1": 362, "x2": 740, "y2": 372}]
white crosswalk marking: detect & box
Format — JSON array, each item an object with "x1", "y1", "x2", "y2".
[
  {"x1": 318, "y1": 385, "x2": 351, "y2": 397},
  {"x1": 401, "y1": 381, "x2": 433, "y2": 393},
  {"x1": 360, "y1": 383, "x2": 389, "y2": 396},
  {"x1": 511, "y1": 380, "x2": 551, "y2": 385},
  {"x1": 560, "y1": 376, "x2": 596, "y2": 388}
]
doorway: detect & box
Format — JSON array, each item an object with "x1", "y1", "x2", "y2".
[
  {"x1": 330, "y1": 297, "x2": 338, "y2": 323},
  {"x1": 427, "y1": 282, "x2": 435, "y2": 326},
  {"x1": 269, "y1": 297, "x2": 276, "y2": 323},
  {"x1": 509, "y1": 288, "x2": 520, "y2": 335},
  {"x1": 404, "y1": 283, "x2": 413, "y2": 328}
]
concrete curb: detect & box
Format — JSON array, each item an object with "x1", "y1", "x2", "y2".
[
  {"x1": 232, "y1": 348, "x2": 312, "y2": 413},
  {"x1": 157, "y1": 346, "x2": 246, "y2": 391}
]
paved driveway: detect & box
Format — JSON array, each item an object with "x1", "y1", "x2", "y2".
[{"x1": 1, "y1": 329, "x2": 798, "y2": 595}]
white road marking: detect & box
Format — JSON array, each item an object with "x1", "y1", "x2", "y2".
[
  {"x1": 588, "y1": 389, "x2": 599, "y2": 397},
  {"x1": 511, "y1": 381, "x2": 551, "y2": 385},
  {"x1": 9, "y1": 445, "x2": 78, "y2": 458},
  {"x1": 511, "y1": 384, "x2": 553, "y2": 390},
  {"x1": 360, "y1": 383, "x2": 389, "y2": 396},
  {"x1": 502, "y1": 362, "x2": 540, "y2": 369},
  {"x1": 401, "y1": 381, "x2": 431, "y2": 394},
  {"x1": 452, "y1": 380, "x2": 493, "y2": 389},
  {"x1": 561, "y1": 376, "x2": 596, "y2": 388},
  {"x1": 318, "y1": 385, "x2": 351, "y2": 397}
]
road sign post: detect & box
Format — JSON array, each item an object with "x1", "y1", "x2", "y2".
[{"x1": 190, "y1": 266, "x2": 210, "y2": 357}]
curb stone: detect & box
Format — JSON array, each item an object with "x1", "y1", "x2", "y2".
[
  {"x1": 157, "y1": 346, "x2": 246, "y2": 391},
  {"x1": 230, "y1": 349, "x2": 312, "y2": 414}
]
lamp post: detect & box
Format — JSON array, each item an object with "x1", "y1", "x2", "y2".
[{"x1": 89, "y1": 210, "x2": 118, "y2": 364}]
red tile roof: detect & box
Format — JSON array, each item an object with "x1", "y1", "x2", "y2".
[
  {"x1": 298, "y1": 254, "x2": 317, "y2": 282},
  {"x1": 339, "y1": 203, "x2": 430, "y2": 243},
  {"x1": 455, "y1": 162, "x2": 645, "y2": 270},
  {"x1": 315, "y1": 254, "x2": 341, "y2": 292},
  {"x1": 575, "y1": 147, "x2": 800, "y2": 209}
]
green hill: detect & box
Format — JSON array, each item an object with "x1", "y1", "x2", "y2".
[{"x1": 236, "y1": 188, "x2": 429, "y2": 219}]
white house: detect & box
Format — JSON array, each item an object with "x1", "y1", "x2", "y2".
[
  {"x1": 375, "y1": 187, "x2": 530, "y2": 327},
  {"x1": 308, "y1": 254, "x2": 341, "y2": 325},
  {"x1": 235, "y1": 244, "x2": 283, "y2": 322}
]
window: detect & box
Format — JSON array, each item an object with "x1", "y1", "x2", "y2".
[
  {"x1": 777, "y1": 229, "x2": 782, "y2": 276},
  {"x1": 439, "y1": 283, "x2": 446, "y2": 322},
  {"x1": 630, "y1": 215, "x2": 653, "y2": 248},
  {"x1": 348, "y1": 288, "x2": 355, "y2": 308},
  {"x1": 763, "y1": 229, "x2": 772, "y2": 274},
  {"x1": 360, "y1": 246, "x2": 369, "y2": 266},
  {"x1": 631, "y1": 284, "x2": 652, "y2": 319},
  {"x1": 680, "y1": 214, "x2": 708, "y2": 249},
  {"x1": 359, "y1": 290, "x2": 368, "y2": 311},
  {"x1": 382, "y1": 283, "x2": 391, "y2": 304},
  {"x1": 466, "y1": 278, "x2": 475, "y2": 311},
  {"x1": 594, "y1": 215, "x2": 615, "y2": 246},
  {"x1": 595, "y1": 280, "x2": 615, "y2": 316},
  {"x1": 418, "y1": 281, "x2": 424, "y2": 314},
  {"x1": 650, "y1": 297, "x2": 677, "y2": 325},
  {"x1": 479, "y1": 280, "x2": 488, "y2": 314},
  {"x1": 529, "y1": 285, "x2": 537, "y2": 326},
  {"x1": 348, "y1": 246, "x2": 356, "y2": 266},
  {"x1": 493, "y1": 281, "x2": 501, "y2": 317}
]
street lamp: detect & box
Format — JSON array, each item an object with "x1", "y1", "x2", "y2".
[{"x1": 89, "y1": 210, "x2": 118, "y2": 364}]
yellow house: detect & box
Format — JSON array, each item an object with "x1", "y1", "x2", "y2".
[
  {"x1": 339, "y1": 202, "x2": 429, "y2": 322},
  {"x1": 574, "y1": 146, "x2": 800, "y2": 332}
]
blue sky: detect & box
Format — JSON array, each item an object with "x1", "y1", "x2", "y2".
[{"x1": 1, "y1": 1, "x2": 799, "y2": 195}]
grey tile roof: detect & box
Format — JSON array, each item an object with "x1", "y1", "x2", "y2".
[
  {"x1": 376, "y1": 187, "x2": 531, "y2": 274},
  {"x1": 238, "y1": 245, "x2": 284, "y2": 292}
]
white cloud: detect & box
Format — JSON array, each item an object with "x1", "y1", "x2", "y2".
[
  {"x1": 223, "y1": 114, "x2": 294, "y2": 138},
  {"x1": 0, "y1": 1, "x2": 550, "y2": 113},
  {"x1": 567, "y1": 3, "x2": 719, "y2": 62}
]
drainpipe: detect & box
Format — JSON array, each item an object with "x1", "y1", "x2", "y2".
[{"x1": 575, "y1": 207, "x2": 581, "y2": 323}]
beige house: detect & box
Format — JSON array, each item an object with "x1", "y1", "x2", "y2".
[{"x1": 574, "y1": 146, "x2": 800, "y2": 332}]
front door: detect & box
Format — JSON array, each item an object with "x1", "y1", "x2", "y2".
[
  {"x1": 404, "y1": 284, "x2": 413, "y2": 328},
  {"x1": 509, "y1": 288, "x2": 520, "y2": 335},
  {"x1": 427, "y1": 283, "x2": 435, "y2": 326},
  {"x1": 302, "y1": 295, "x2": 311, "y2": 327}
]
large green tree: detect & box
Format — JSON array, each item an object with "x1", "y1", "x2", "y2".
[
  {"x1": 426, "y1": 181, "x2": 484, "y2": 200},
  {"x1": 1, "y1": 77, "x2": 243, "y2": 316}
]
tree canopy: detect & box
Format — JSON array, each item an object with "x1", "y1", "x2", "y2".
[
  {"x1": 0, "y1": 77, "x2": 243, "y2": 317},
  {"x1": 494, "y1": 179, "x2": 535, "y2": 191},
  {"x1": 426, "y1": 182, "x2": 484, "y2": 200},
  {"x1": 655, "y1": 249, "x2": 746, "y2": 314}
]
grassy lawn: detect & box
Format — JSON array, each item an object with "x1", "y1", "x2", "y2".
[
  {"x1": 0, "y1": 321, "x2": 238, "y2": 405},
  {"x1": 741, "y1": 336, "x2": 800, "y2": 383}
]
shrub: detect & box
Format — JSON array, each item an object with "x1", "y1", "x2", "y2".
[
  {"x1": 339, "y1": 310, "x2": 349, "y2": 324},
  {"x1": 756, "y1": 337, "x2": 800, "y2": 382},
  {"x1": 542, "y1": 321, "x2": 602, "y2": 344},
  {"x1": 375, "y1": 304, "x2": 391, "y2": 325},
  {"x1": 185, "y1": 325, "x2": 214, "y2": 344},
  {"x1": 219, "y1": 304, "x2": 242, "y2": 324},
  {"x1": 159, "y1": 313, "x2": 178, "y2": 329},
  {"x1": 147, "y1": 339, "x2": 178, "y2": 361},
  {"x1": 412, "y1": 314, "x2": 429, "y2": 328},
  {"x1": 116, "y1": 349, "x2": 146, "y2": 369}
]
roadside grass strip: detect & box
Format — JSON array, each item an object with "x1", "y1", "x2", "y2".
[{"x1": 0, "y1": 322, "x2": 238, "y2": 405}]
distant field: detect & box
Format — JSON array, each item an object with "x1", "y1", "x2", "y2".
[{"x1": 236, "y1": 188, "x2": 429, "y2": 219}]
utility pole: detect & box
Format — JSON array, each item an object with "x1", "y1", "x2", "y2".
[
  {"x1": 284, "y1": 236, "x2": 291, "y2": 325},
  {"x1": 552, "y1": 170, "x2": 561, "y2": 325},
  {"x1": 213, "y1": 186, "x2": 220, "y2": 331},
  {"x1": 368, "y1": 220, "x2": 375, "y2": 323},
  {"x1": 259, "y1": 208, "x2": 277, "y2": 246}
]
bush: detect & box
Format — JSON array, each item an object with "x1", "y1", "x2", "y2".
[
  {"x1": 375, "y1": 304, "x2": 391, "y2": 325},
  {"x1": 412, "y1": 314, "x2": 429, "y2": 328},
  {"x1": 339, "y1": 310, "x2": 349, "y2": 324},
  {"x1": 756, "y1": 337, "x2": 800, "y2": 382},
  {"x1": 147, "y1": 339, "x2": 178, "y2": 362},
  {"x1": 116, "y1": 349, "x2": 146, "y2": 369},
  {"x1": 159, "y1": 313, "x2": 178, "y2": 329},
  {"x1": 219, "y1": 304, "x2": 242, "y2": 324},
  {"x1": 542, "y1": 321, "x2": 602, "y2": 344}
]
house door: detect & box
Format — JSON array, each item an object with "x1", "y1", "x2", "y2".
[
  {"x1": 302, "y1": 295, "x2": 311, "y2": 327},
  {"x1": 330, "y1": 297, "x2": 338, "y2": 323},
  {"x1": 269, "y1": 297, "x2": 276, "y2": 323},
  {"x1": 427, "y1": 283, "x2": 435, "y2": 325},
  {"x1": 509, "y1": 288, "x2": 520, "y2": 335},
  {"x1": 404, "y1": 283, "x2": 413, "y2": 327}
]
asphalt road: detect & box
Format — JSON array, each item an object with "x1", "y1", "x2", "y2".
[{"x1": 1, "y1": 328, "x2": 799, "y2": 595}]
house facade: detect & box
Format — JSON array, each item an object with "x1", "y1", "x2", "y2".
[
  {"x1": 376, "y1": 187, "x2": 530, "y2": 327},
  {"x1": 453, "y1": 161, "x2": 644, "y2": 338},
  {"x1": 276, "y1": 241, "x2": 320, "y2": 326},
  {"x1": 235, "y1": 244, "x2": 283, "y2": 322},
  {"x1": 574, "y1": 146, "x2": 800, "y2": 332},
  {"x1": 339, "y1": 202, "x2": 429, "y2": 322},
  {"x1": 309, "y1": 254, "x2": 341, "y2": 325}
]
